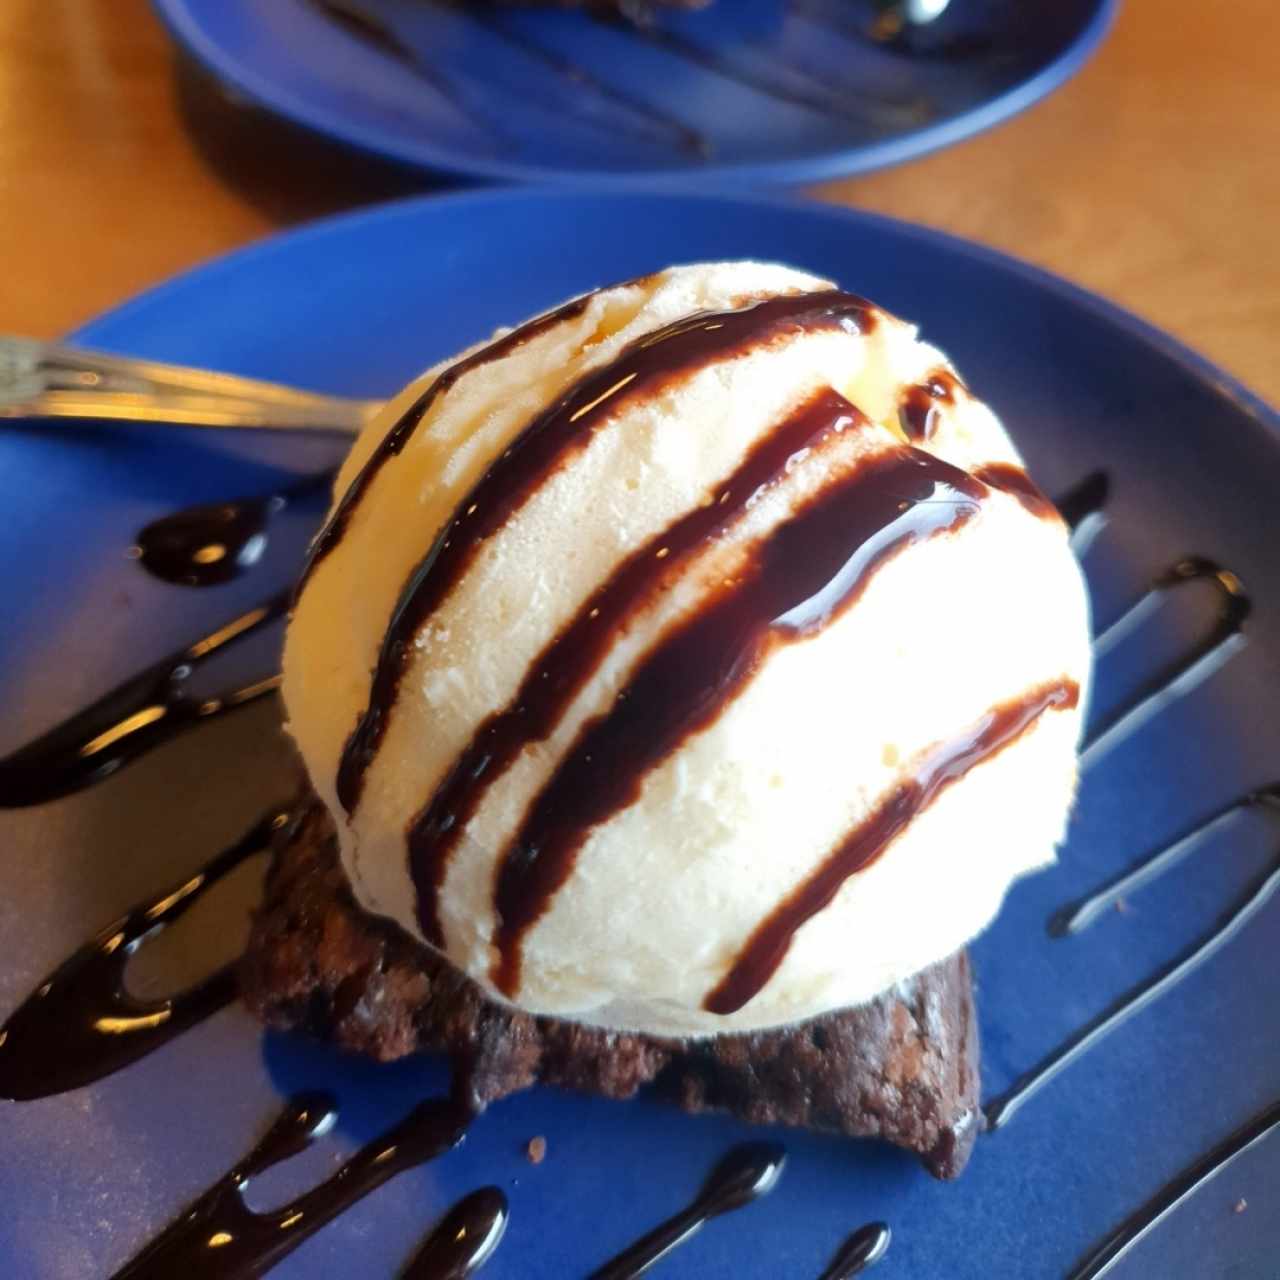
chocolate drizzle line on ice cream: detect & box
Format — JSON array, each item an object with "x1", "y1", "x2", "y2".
[
  {"x1": 403, "y1": 1186, "x2": 509, "y2": 1279},
  {"x1": 897, "y1": 369, "x2": 962, "y2": 441},
  {"x1": 705, "y1": 677, "x2": 1079, "y2": 1016},
  {"x1": 334, "y1": 289, "x2": 877, "y2": 815},
  {"x1": 0, "y1": 810, "x2": 286, "y2": 1102},
  {"x1": 588, "y1": 1143, "x2": 785, "y2": 1280},
  {"x1": 110, "y1": 1093, "x2": 473, "y2": 1280},
  {"x1": 971, "y1": 462, "x2": 1061, "y2": 523},
  {"x1": 490, "y1": 444, "x2": 985, "y2": 999},
  {"x1": 298, "y1": 292, "x2": 595, "y2": 596},
  {"x1": 408, "y1": 385, "x2": 867, "y2": 947}
]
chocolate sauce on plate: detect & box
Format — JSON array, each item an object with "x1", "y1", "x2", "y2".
[
  {"x1": 133, "y1": 474, "x2": 331, "y2": 587},
  {"x1": 111, "y1": 1093, "x2": 471, "y2": 1279},
  {"x1": 490, "y1": 443, "x2": 982, "y2": 998},
  {"x1": 1079, "y1": 558, "x2": 1251, "y2": 768},
  {"x1": 1065, "y1": 1099, "x2": 1280, "y2": 1280},
  {"x1": 408, "y1": 386, "x2": 865, "y2": 946},
  {"x1": 588, "y1": 1143, "x2": 785, "y2": 1279},
  {"x1": 0, "y1": 593, "x2": 286, "y2": 807},
  {"x1": 403, "y1": 1187, "x2": 508, "y2": 1279},
  {"x1": 335, "y1": 290, "x2": 876, "y2": 816},
  {"x1": 706, "y1": 677, "x2": 1078, "y2": 1015},
  {"x1": 0, "y1": 810, "x2": 287, "y2": 1100},
  {"x1": 984, "y1": 843, "x2": 1280, "y2": 1131},
  {"x1": 1053, "y1": 469, "x2": 1109, "y2": 534},
  {"x1": 817, "y1": 1222, "x2": 892, "y2": 1279},
  {"x1": 1051, "y1": 784, "x2": 1280, "y2": 937}
]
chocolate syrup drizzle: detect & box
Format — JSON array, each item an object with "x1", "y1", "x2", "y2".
[
  {"x1": 297, "y1": 291, "x2": 593, "y2": 596},
  {"x1": 408, "y1": 386, "x2": 865, "y2": 946},
  {"x1": 972, "y1": 461, "x2": 1060, "y2": 523},
  {"x1": 1079, "y1": 558, "x2": 1251, "y2": 769},
  {"x1": 706, "y1": 677, "x2": 1078, "y2": 1016},
  {"x1": 490, "y1": 442, "x2": 982, "y2": 998},
  {"x1": 588, "y1": 1143, "x2": 785, "y2": 1279},
  {"x1": 132, "y1": 474, "x2": 332, "y2": 588},
  {"x1": 817, "y1": 1222, "x2": 892, "y2": 1279},
  {"x1": 110, "y1": 1093, "x2": 472, "y2": 1279},
  {"x1": 1053, "y1": 470, "x2": 1109, "y2": 534},
  {"x1": 1064, "y1": 1099, "x2": 1280, "y2": 1280},
  {"x1": 402, "y1": 1186, "x2": 508, "y2": 1279},
  {"x1": 0, "y1": 809, "x2": 287, "y2": 1101},
  {"x1": 897, "y1": 369, "x2": 961, "y2": 441},
  {"x1": 984, "y1": 823, "x2": 1280, "y2": 1131},
  {"x1": 334, "y1": 289, "x2": 875, "y2": 816},
  {"x1": 1051, "y1": 784, "x2": 1280, "y2": 937},
  {"x1": 0, "y1": 593, "x2": 287, "y2": 808}
]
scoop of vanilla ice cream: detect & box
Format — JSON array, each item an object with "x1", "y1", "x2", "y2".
[{"x1": 284, "y1": 262, "x2": 1092, "y2": 1038}]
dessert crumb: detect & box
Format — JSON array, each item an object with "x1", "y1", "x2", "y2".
[
  {"x1": 1234, "y1": 1198, "x2": 1248, "y2": 1214},
  {"x1": 526, "y1": 1135, "x2": 547, "y2": 1165}
]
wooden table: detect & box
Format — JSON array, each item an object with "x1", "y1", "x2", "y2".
[{"x1": 2, "y1": 0, "x2": 1276, "y2": 402}]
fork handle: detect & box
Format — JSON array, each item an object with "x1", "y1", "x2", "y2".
[{"x1": 0, "y1": 335, "x2": 378, "y2": 436}]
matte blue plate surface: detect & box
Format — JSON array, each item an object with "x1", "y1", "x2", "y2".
[
  {"x1": 1, "y1": 190, "x2": 1277, "y2": 1278},
  {"x1": 150, "y1": 0, "x2": 1115, "y2": 185}
]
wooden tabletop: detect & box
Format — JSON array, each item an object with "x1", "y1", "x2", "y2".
[{"x1": 2, "y1": 0, "x2": 1276, "y2": 403}]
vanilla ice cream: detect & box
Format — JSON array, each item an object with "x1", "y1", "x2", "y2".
[{"x1": 284, "y1": 262, "x2": 1092, "y2": 1038}]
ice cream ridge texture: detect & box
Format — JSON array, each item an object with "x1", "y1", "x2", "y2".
[{"x1": 284, "y1": 262, "x2": 1092, "y2": 1041}]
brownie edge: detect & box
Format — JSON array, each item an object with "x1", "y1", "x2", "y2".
[{"x1": 240, "y1": 799, "x2": 982, "y2": 1179}]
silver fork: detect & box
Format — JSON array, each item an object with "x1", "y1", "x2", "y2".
[{"x1": 0, "y1": 335, "x2": 378, "y2": 436}]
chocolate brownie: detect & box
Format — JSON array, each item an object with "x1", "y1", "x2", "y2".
[{"x1": 240, "y1": 799, "x2": 982, "y2": 1179}]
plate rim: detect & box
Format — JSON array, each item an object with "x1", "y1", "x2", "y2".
[
  {"x1": 72, "y1": 184, "x2": 1279, "y2": 442},
  {"x1": 147, "y1": 0, "x2": 1120, "y2": 187}
]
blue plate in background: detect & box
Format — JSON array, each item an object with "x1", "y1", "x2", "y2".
[
  {"x1": 150, "y1": 0, "x2": 1115, "y2": 186},
  {"x1": 0, "y1": 189, "x2": 1277, "y2": 1278}
]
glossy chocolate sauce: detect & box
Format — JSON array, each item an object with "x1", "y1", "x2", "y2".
[
  {"x1": 335, "y1": 290, "x2": 876, "y2": 816},
  {"x1": 1065, "y1": 1099, "x2": 1280, "y2": 1280},
  {"x1": 897, "y1": 369, "x2": 961, "y2": 441},
  {"x1": 1079, "y1": 558, "x2": 1251, "y2": 769},
  {"x1": 1051, "y1": 784, "x2": 1280, "y2": 937},
  {"x1": 0, "y1": 809, "x2": 287, "y2": 1101},
  {"x1": 817, "y1": 1222, "x2": 892, "y2": 1279},
  {"x1": 489, "y1": 443, "x2": 981, "y2": 997},
  {"x1": 112, "y1": 1093, "x2": 471, "y2": 1280},
  {"x1": 706, "y1": 677, "x2": 1078, "y2": 1016},
  {"x1": 971, "y1": 462, "x2": 1060, "y2": 523},
  {"x1": 133, "y1": 474, "x2": 332, "y2": 587},
  {"x1": 403, "y1": 1187, "x2": 508, "y2": 1280},
  {"x1": 1052, "y1": 470, "x2": 1110, "y2": 533},
  {"x1": 297, "y1": 292, "x2": 593, "y2": 596},
  {"x1": 408, "y1": 386, "x2": 866, "y2": 946},
  {"x1": 588, "y1": 1143, "x2": 785, "y2": 1279},
  {"x1": 984, "y1": 846, "x2": 1280, "y2": 1131},
  {"x1": 0, "y1": 592, "x2": 286, "y2": 807}
]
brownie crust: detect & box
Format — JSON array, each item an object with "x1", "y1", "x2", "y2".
[{"x1": 240, "y1": 800, "x2": 982, "y2": 1178}]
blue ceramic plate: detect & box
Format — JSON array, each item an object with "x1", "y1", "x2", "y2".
[
  {"x1": 1, "y1": 190, "x2": 1277, "y2": 1279},
  {"x1": 150, "y1": 0, "x2": 1115, "y2": 186}
]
